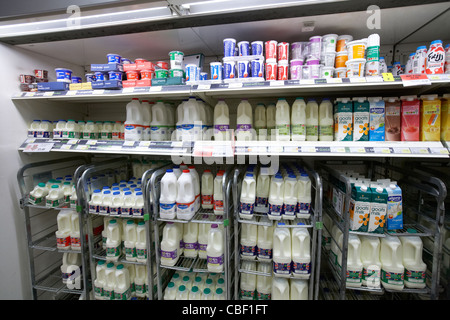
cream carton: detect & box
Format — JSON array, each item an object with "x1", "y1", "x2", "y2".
[
  {"x1": 353, "y1": 97, "x2": 370, "y2": 141},
  {"x1": 385, "y1": 183, "x2": 403, "y2": 231},
  {"x1": 334, "y1": 98, "x2": 353, "y2": 141},
  {"x1": 385, "y1": 97, "x2": 401, "y2": 141},
  {"x1": 349, "y1": 183, "x2": 372, "y2": 232},
  {"x1": 368, "y1": 97, "x2": 385, "y2": 141},
  {"x1": 420, "y1": 94, "x2": 441, "y2": 141},
  {"x1": 441, "y1": 94, "x2": 450, "y2": 141},
  {"x1": 368, "y1": 184, "x2": 387, "y2": 234}
]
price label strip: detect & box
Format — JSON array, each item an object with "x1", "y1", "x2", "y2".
[{"x1": 23, "y1": 143, "x2": 54, "y2": 152}]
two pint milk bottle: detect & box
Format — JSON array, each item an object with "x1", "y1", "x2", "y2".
[
  {"x1": 207, "y1": 224, "x2": 224, "y2": 273},
  {"x1": 273, "y1": 223, "x2": 291, "y2": 277},
  {"x1": 291, "y1": 226, "x2": 311, "y2": 279},
  {"x1": 257, "y1": 217, "x2": 273, "y2": 261},
  {"x1": 106, "y1": 219, "x2": 122, "y2": 261},
  {"x1": 240, "y1": 173, "x2": 256, "y2": 219},
  {"x1": 268, "y1": 173, "x2": 284, "y2": 220},
  {"x1": 201, "y1": 170, "x2": 214, "y2": 210},
  {"x1": 161, "y1": 222, "x2": 181, "y2": 266},
  {"x1": 124, "y1": 98, "x2": 143, "y2": 141},
  {"x1": 213, "y1": 171, "x2": 224, "y2": 215},
  {"x1": 240, "y1": 223, "x2": 257, "y2": 260}
]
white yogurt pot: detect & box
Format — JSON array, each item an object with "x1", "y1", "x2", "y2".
[{"x1": 346, "y1": 58, "x2": 366, "y2": 77}]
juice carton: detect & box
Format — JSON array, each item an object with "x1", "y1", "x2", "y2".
[
  {"x1": 368, "y1": 184, "x2": 387, "y2": 234},
  {"x1": 420, "y1": 94, "x2": 441, "y2": 141},
  {"x1": 353, "y1": 97, "x2": 370, "y2": 141},
  {"x1": 368, "y1": 97, "x2": 385, "y2": 141},
  {"x1": 385, "y1": 97, "x2": 401, "y2": 141},
  {"x1": 334, "y1": 98, "x2": 353, "y2": 141},
  {"x1": 400, "y1": 95, "x2": 420, "y2": 141},
  {"x1": 385, "y1": 183, "x2": 403, "y2": 231},
  {"x1": 349, "y1": 183, "x2": 372, "y2": 232},
  {"x1": 440, "y1": 94, "x2": 449, "y2": 141}
]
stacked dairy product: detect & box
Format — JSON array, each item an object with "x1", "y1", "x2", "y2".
[
  {"x1": 163, "y1": 270, "x2": 226, "y2": 300},
  {"x1": 94, "y1": 261, "x2": 154, "y2": 300}
]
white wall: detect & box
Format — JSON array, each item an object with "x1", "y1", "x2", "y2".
[{"x1": 0, "y1": 43, "x2": 85, "y2": 299}]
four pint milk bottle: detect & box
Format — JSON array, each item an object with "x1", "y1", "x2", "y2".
[
  {"x1": 201, "y1": 170, "x2": 214, "y2": 209},
  {"x1": 291, "y1": 97, "x2": 306, "y2": 141},
  {"x1": 213, "y1": 171, "x2": 224, "y2": 215},
  {"x1": 268, "y1": 173, "x2": 284, "y2": 220},
  {"x1": 136, "y1": 221, "x2": 148, "y2": 262},
  {"x1": 236, "y1": 99, "x2": 254, "y2": 141},
  {"x1": 240, "y1": 223, "x2": 257, "y2": 260},
  {"x1": 124, "y1": 98, "x2": 143, "y2": 141},
  {"x1": 176, "y1": 170, "x2": 196, "y2": 220},
  {"x1": 346, "y1": 234, "x2": 363, "y2": 287},
  {"x1": 400, "y1": 233, "x2": 427, "y2": 289},
  {"x1": 283, "y1": 174, "x2": 298, "y2": 220},
  {"x1": 273, "y1": 223, "x2": 291, "y2": 277},
  {"x1": 380, "y1": 235, "x2": 404, "y2": 290},
  {"x1": 254, "y1": 103, "x2": 267, "y2": 141},
  {"x1": 213, "y1": 99, "x2": 230, "y2": 141},
  {"x1": 257, "y1": 217, "x2": 274, "y2": 261},
  {"x1": 207, "y1": 224, "x2": 224, "y2": 273},
  {"x1": 305, "y1": 99, "x2": 319, "y2": 141},
  {"x1": 255, "y1": 170, "x2": 270, "y2": 210},
  {"x1": 266, "y1": 103, "x2": 276, "y2": 141},
  {"x1": 275, "y1": 98, "x2": 291, "y2": 141},
  {"x1": 319, "y1": 98, "x2": 334, "y2": 141},
  {"x1": 160, "y1": 169, "x2": 178, "y2": 219},
  {"x1": 360, "y1": 235, "x2": 381, "y2": 288},
  {"x1": 291, "y1": 226, "x2": 311, "y2": 279}
]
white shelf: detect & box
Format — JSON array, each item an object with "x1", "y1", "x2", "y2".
[
  {"x1": 18, "y1": 138, "x2": 450, "y2": 159},
  {"x1": 12, "y1": 74, "x2": 450, "y2": 102}
]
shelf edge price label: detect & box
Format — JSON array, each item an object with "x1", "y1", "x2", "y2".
[
  {"x1": 23, "y1": 143, "x2": 54, "y2": 152},
  {"x1": 400, "y1": 74, "x2": 431, "y2": 87},
  {"x1": 197, "y1": 84, "x2": 211, "y2": 90},
  {"x1": 382, "y1": 73, "x2": 395, "y2": 82}
]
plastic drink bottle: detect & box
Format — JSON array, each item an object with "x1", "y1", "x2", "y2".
[
  {"x1": 132, "y1": 191, "x2": 144, "y2": 217},
  {"x1": 257, "y1": 217, "x2": 274, "y2": 261},
  {"x1": 360, "y1": 235, "x2": 381, "y2": 288},
  {"x1": 240, "y1": 173, "x2": 256, "y2": 219},
  {"x1": 109, "y1": 191, "x2": 123, "y2": 217},
  {"x1": 188, "y1": 166, "x2": 200, "y2": 212},
  {"x1": 297, "y1": 172, "x2": 312, "y2": 218},
  {"x1": 201, "y1": 288, "x2": 213, "y2": 300},
  {"x1": 283, "y1": 174, "x2": 298, "y2": 220},
  {"x1": 182, "y1": 97, "x2": 200, "y2": 141},
  {"x1": 271, "y1": 277, "x2": 290, "y2": 300},
  {"x1": 46, "y1": 184, "x2": 65, "y2": 208},
  {"x1": 28, "y1": 120, "x2": 40, "y2": 138},
  {"x1": 291, "y1": 97, "x2": 307, "y2": 141},
  {"x1": 88, "y1": 189, "x2": 102, "y2": 214},
  {"x1": 290, "y1": 279, "x2": 308, "y2": 300},
  {"x1": 206, "y1": 224, "x2": 224, "y2": 273},
  {"x1": 121, "y1": 191, "x2": 135, "y2": 216},
  {"x1": 53, "y1": 119, "x2": 66, "y2": 139},
  {"x1": 161, "y1": 222, "x2": 180, "y2": 266},
  {"x1": 183, "y1": 222, "x2": 199, "y2": 258},
  {"x1": 266, "y1": 103, "x2": 276, "y2": 141},
  {"x1": 99, "y1": 190, "x2": 112, "y2": 215},
  {"x1": 114, "y1": 264, "x2": 131, "y2": 300},
  {"x1": 305, "y1": 99, "x2": 319, "y2": 141},
  {"x1": 213, "y1": 171, "x2": 224, "y2": 215},
  {"x1": 29, "y1": 182, "x2": 49, "y2": 205},
  {"x1": 268, "y1": 173, "x2": 284, "y2": 220},
  {"x1": 176, "y1": 285, "x2": 189, "y2": 300},
  {"x1": 106, "y1": 219, "x2": 122, "y2": 261},
  {"x1": 195, "y1": 99, "x2": 207, "y2": 140},
  {"x1": 39, "y1": 120, "x2": 52, "y2": 138},
  {"x1": 291, "y1": 226, "x2": 311, "y2": 279},
  {"x1": 63, "y1": 119, "x2": 77, "y2": 139},
  {"x1": 141, "y1": 100, "x2": 152, "y2": 140},
  {"x1": 189, "y1": 285, "x2": 202, "y2": 300},
  {"x1": 94, "y1": 260, "x2": 107, "y2": 300},
  {"x1": 164, "y1": 281, "x2": 177, "y2": 300},
  {"x1": 135, "y1": 221, "x2": 147, "y2": 263},
  {"x1": 151, "y1": 100, "x2": 168, "y2": 141},
  {"x1": 201, "y1": 170, "x2": 214, "y2": 209},
  {"x1": 346, "y1": 234, "x2": 363, "y2": 287},
  {"x1": 134, "y1": 265, "x2": 147, "y2": 297},
  {"x1": 124, "y1": 220, "x2": 137, "y2": 262},
  {"x1": 319, "y1": 98, "x2": 334, "y2": 141},
  {"x1": 56, "y1": 210, "x2": 72, "y2": 249},
  {"x1": 100, "y1": 121, "x2": 113, "y2": 140},
  {"x1": 214, "y1": 288, "x2": 225, "y2": 300},
  {"x1": 275, "y1": 98, "x2": 291, "y2": 141},
  {"x1": 236, "y1": 99, "x2": 254, "y2": 141},
  {"x1": 124, "y1": 98, "x2": 143, "y2": 141},
  {"x1": 254, "y1": 103, "x2": 267, "y2": 141},
  {"x1": 273, "y1": 223, "x2": 291, "y2": 277},
  {"x1": 198, "y1": 217, "x2": 210, "y2": 259},
  {"x1": 400, "y1": 234, "x2": 427, "y2": 289},
  {"x1": 240, "y1": 261, "x2": 256, "y2": 300},
  {"x1": 160, "y1": 169, "x2": 178, "y2": 219},
  {"x1": 240, "y1": 223, "x2": 257, "y2": 260},
  {"x1": 103, "y1": 263, "x2": 116, "y2": 300},
  {"x1": 256, "y1": 263, "x2": 272, "y2": 300},
  {"x1": 176, "y1": 169, "x2": 196, "y2": 220},
  {"x1": 255, "y1": 171, "x2": 270, "y2": 211},
  {"x1": 70, "y1": 210, "x2": 81, "y2": 251},
  {"x1": 380, "y1": 235, "x2": 404, "y2": 290}
]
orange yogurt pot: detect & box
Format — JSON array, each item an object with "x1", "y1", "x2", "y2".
[{"x1": 335, "y1": 51, "x2": 348, "y2": 68}]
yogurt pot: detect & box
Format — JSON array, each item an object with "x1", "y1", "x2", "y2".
[
  {"x1": 122, "y1": 58, "x2": 132, "y2": 64},
  {"x1": 169, "y1": 51, "x2": 184, "y2": 69},
  {"x1": 55, "y1": 68, "x2": 73, "y2": 83},
  {"x1": 336, "y1": 35, "x2": 353, "y2": 52},
  {"x1": 71, "y1": 76, "x2": 82, "y2": 83},
  {"x1": 94, "y1": 72, "x2": 107, "y2": 81},
  {"x1": 346, "y1": 59, "x2": 366, "y2": 77},
  {"x1": 290, "y1": 59, "x2": 303, "y2": 80},
  {"x1": 107, "y1": 53, "x2": 122, "y2": 64},
  {"x1": 347, "y1": 40, "x2": 367, "y2": 60},
  {"x1": 322, "y1": 34, "x2": 338, "y2": 53},
  {"x1": 322, "y1": 51, "x2": 336, "y2": 67},
  {"x1": 126, "y1": 70, "x2": 140, "y2": 80},
  {"x1": 335, "y1": 51, "x2": 348, "y2": 68},
  {"x1": 108, "y1": 71, "x2": 122, "y2": 81},
  {"x1": 140, "y1": 70, "x2": 154, "y2": 80},
  {"x1": 251, "y1": 41, "x2": 264, "y2": 56},
  {"x1": 134, "y1": 58, "x2": 148, "y2": 64},
  {"x1": 291, "y1": 42, "x2": 304, "y2": 60},
  {"x1": 85, "y1": 73, "x2": 96, "y2": 82},
  {"x1": 335, "y1": 67, "x2": 347, "y2": 78},
  {"x1": 223, "y1": 39, "x2": 236, "y2": 57},
  {"x1": 321, "y1": 66, "x2": 335, "y2": 78},
  {"x1": 157, "y1": 61, "x2": 169, "y2": 70},
  {"x1": 309, "y1": 36, "x2": 322, "y2": 59},
  {"x1": 170, "y1": 69, "x2": 184, "y2": 78}
]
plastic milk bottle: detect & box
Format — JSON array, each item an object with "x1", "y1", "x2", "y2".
[
  {"x1": 257, "y1": 217, "x2": 274, "y2": 261},
  {"x1": 256, "y1": 263, "x2": 272, "y2": 300},
  {"x1": 319, "y1": 98, "x2": 334, "y2": 141},
  {"x1": 266, "y1": 103, "x2": 276, "y2": 141},
  {"x1": 360, "y1": 235, "x2": 381, "y2": 288},
  {"x1": 273, "y1": 223, "x2": 291, "y2": 277},
  {"x1": 268, "y1": 173, "x2": 285, "y2": 220},
  {"x1": 346, "y1": 234, "x2": 363, "y2": 287},
  {"x1": 254, "y1": 103, "x2": 267, "y2": 141},
  {"x1": 240, "y1": 223, "x2": 257, "y2": 260},
  {"x1": 207, "y1": 224, "x2": 224, "y2": 273},
  {"x1": 236, "y1": 99, "x2": 254, "y2": 141},
  {"x1": 240, "y1": 261, "x2": 256, "y2": 300},
  {"x1": 291, "y1": 226, "x2": 311, "y2": 279},
  {"x1": 240, "y1": 173, "x2": 256, "y2": 219},
  {"x1": 275, "y1": 98, "x2": 291, "y2": 141},
  {"x1": 213, "y1": 99, "x2": 231, "y2": 141},
  {"x1": 400, "y1": 234, "x2": 427, "y2": 289},
  {"x1": 201, "y1": 170, "x2": 214, "y2": 210},
  {"x1": 160, "y1": 169, "x2": 178, "y2": 219},
  {"x1": 290, "y1": 279, "x2": 308, "y2": 300},
  {"x1": 305, "y1": 99, "x2": 319, "y2": 141},
  {"x1": 161, "y1": 222, "x2": 180, "y2": 266},
  {"x1": 297, "y1": 172, "x2": 312, "y2": 218},
  {"x1": 380, "y1": 235, "x2": 404, "y2": 290},
  {"x1": 271, "y1": 277, "x2": 290, "y2": 300},
  {"x1": 176, "y1": 169, "x2": 196, "y2": 220},
  {"x1": 283, "y1": 174, "x2": 298, "y2": 220},
  {"x1": 124, "y1": 98, "x2": 143, "y2": 141},
  {"x1": 291, "y1": 97, "x2": 307, "y2": 141},
  {"x1": 213, "y1": 171, "x2": 224, "y2": 215}
]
